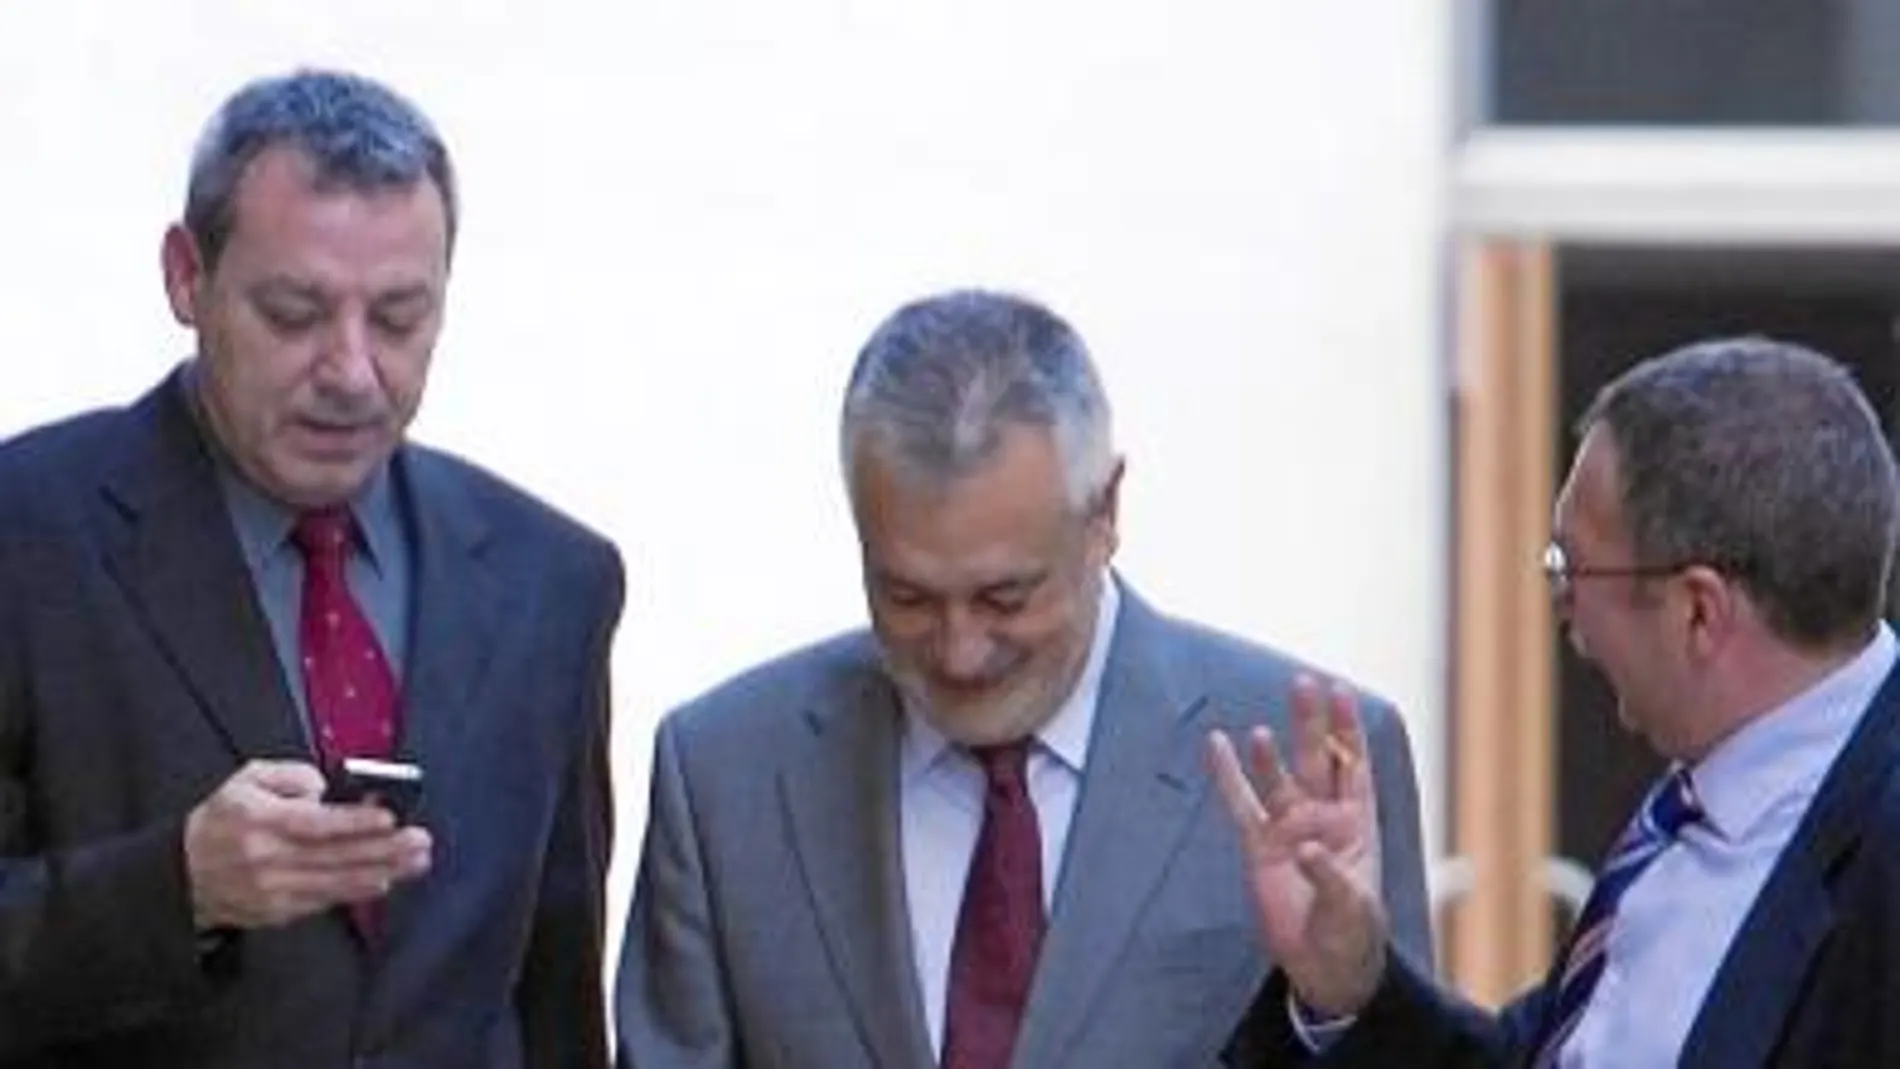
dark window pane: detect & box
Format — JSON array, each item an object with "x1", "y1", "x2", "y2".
[{"x1": 1490, "y1": 0, "x2": 1900, "y2": 126}]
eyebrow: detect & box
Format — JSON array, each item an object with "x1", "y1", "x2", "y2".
[
  {"x1": 247, "y1": 277, "x2": 325, "y2": 302},
  {"x1": 874, "y1": 569, "x2": 1049, "y2": 597},
  {"x1": 244, "y1": 278, "x2": 436, "y2": 307},
  {"x1": 978, "y1": 571, "x2": 1047, "y2": 596},
  {"x1": 873, "y1": 569, "x2": 930, "y2": 594},
  {"x1": 371, "y1": 284, "x2": 436, "y2": 307}
]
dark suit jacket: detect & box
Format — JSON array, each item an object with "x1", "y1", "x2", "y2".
[
  {"x1": 0, "y1": 372, "x2": 624, "y2": 1068},
  {"x1": 615, "y1": 584, "x2": 1435, "y2": 1068},
  {"x1": 1230, "y1": 655, "x2": 1900, "y2": 1069}
]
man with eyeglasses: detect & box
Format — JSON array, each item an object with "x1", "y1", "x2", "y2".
[{"x1": 1214, "y1": 335, "x2": 1900, "y2": 1068}]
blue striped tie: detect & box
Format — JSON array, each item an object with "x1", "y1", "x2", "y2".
[{"x1": 1528, "y1": 769, "x2": 1703, "y2": 1068}]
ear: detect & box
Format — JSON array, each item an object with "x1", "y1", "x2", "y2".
[
  {"x1": 160, "y1": 223, "x2": 205, "y2": 328},
  {"x1": 1092, "y1": 456, "x2": 1126, "y2": 560},
  {"x1": 1677, "y1": 564, "x2": 1735, "y2": 661}
]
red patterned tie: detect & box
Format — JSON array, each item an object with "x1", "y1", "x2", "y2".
[
  {"x1": 942, "y1": 740, "x2": 1044, "y2": 1069},
  {"x1": 291, "y1": 508, "x2": 401, "y2": 939}
]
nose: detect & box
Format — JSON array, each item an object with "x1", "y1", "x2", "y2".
[
  {"x1": 320, "y1": 313, "x2": 379, "y2": 395},
  {"x1": 1549, "y1": 578, "x2": 1576, "y2": 624},
  {"x1": 933, "y1": 610, "x2": 995, "y2": 684}
]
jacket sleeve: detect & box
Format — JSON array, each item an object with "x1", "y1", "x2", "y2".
[
  {"x1": 0, "y1": 523, "x2": 226, "y2": 1056},
  {"x1": 613, "y1": 712, "x2": 744, "y2": 1069},
  {"x1": 1226, "y1": 952, "x2": 1550, "y2": 1068},
  {"x1": 516, "y1": 542, "x2": 624, "y2": 1069},
  {"x1": 1362, "y1": 699, "x2": 1435, "y2": 973}
]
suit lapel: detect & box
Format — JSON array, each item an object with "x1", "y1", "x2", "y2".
[
  {"x1": 1679, "y1": 865, "x2": 1831, "y2": 1069},
  {"x1": 1009, "y1": 590, "x2": 1209, "y2": 1069},
  {"x1": 1679, "y1": 658, "x2": 1900, "y2": 1069},
  {"x1": 385, "y1": 448, "x2": 501, "y2": 815},
  {"x1": 780, "y1": 670, "x2": 936, "y2": 1068},
  {"x1": 99, "y1": 373, "x2": 308, "y2": 761},
  {"x1": 366, "y1": 448, "x2": 504, "y2": 977}
]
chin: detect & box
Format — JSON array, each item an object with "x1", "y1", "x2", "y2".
[
  {"x1": 918, "y1": 684, "x2": 1054, "y2": 746},
  {"x1": 289, "y1": 449, "x2": 391, "y2": 495},
  {"x1": 270, "y1": 471, "x2": 371, "y2": 509}
]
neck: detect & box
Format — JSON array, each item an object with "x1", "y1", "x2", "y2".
[{"x1": 1679, "y1": 625, "x2": 1875, "y2": 761}]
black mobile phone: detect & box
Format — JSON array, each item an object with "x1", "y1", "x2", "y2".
[{"x1": 326, "y1": 757, "x2": 424, "y2": 823}]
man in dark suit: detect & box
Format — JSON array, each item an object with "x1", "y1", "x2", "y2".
[
  {"x1": 1214, "y1": 336, "x2": 1900, "y2": 1068},
  {"x1": 0, "y1": 69, "x2": 622, "y2": 1067},
  {"x1": 614, "y1": 289, "x2": 1435, "y2": 1067}
]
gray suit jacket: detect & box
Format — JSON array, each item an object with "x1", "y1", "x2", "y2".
[{"x1": 615, "y1": 583, "x2": 1433, "y2": 1068}]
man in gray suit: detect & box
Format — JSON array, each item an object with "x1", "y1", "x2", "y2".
[{"x1": 614, "y1": 289, "x2": 1433, "y2": 1068}]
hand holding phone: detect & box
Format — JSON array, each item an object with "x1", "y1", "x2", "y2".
[{"x1": 325, "y1": 757, "x2": 425, "y2": 824}]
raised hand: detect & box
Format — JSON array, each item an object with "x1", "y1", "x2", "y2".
[{"x1": 1206, "y1": 674, "x2": 1387, "y2": 1016}]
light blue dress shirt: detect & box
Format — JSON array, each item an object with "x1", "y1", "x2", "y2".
[{"x1": 1557, "y1": 623, "x2": 1898, "y2": 1067}]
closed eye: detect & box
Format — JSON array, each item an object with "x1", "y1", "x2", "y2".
[
  {"x1": 371, "y1": 291, "x2": 435, "y2": 338},
  {"x1": 260, "y1": 303, "x2": 323, "y2": 335}
]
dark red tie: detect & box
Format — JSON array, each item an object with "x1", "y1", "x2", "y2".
[
  {"x1": 942, "y1": 740, "x2": 1044, "y2": 1069},
  {"x1": 291, "y1": 508, "x2": 400, "y2": 938}
]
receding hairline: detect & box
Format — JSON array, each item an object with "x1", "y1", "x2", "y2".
[{"x1": 837, "y1": 289, "x2": 1118, "y2": 514}]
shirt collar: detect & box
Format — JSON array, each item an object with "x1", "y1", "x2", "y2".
[
  {"x1": 1687, "y1": 622, "x2": 1898, "y2": 842},
  {"x1": 900, "y1": 572, "x2": 1121, "y2": 783},
  {"x1": 217, "y1": 461, "x2": 399, "y2": 575}
]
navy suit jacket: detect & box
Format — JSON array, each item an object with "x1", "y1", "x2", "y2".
[
  {"x1": 1231, "y1": 655, "x2": 1900, "y2": 1069},
  {"x1": 0, "y1": 372, "x2": 623, "y2": 1068}
]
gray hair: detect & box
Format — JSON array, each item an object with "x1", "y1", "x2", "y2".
[
  {"x1": 1583, "y1": 335, "x2": 1899, "y2": 648},
  {"x1": 184, "y1": 68, "x2": 457, "y2": 272},
  {"x1": 840, "y1": 290, "x2": 1116, "y2": 511}
]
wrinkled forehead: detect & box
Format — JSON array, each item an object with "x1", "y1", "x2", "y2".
[
  {"x1": 857, "y1": 440, "x2": 1078, "y2": 577},
  {"x1": 218, "y1": 151, "x2": 449, "y2": 283}
]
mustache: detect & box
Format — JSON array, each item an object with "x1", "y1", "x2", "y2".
[
  {"x1": 883, "y1": 650, "x2": 1029, "y2": 692},
  {"x1": 297, "y1": 394, "x2": 390, "y2": 427}
]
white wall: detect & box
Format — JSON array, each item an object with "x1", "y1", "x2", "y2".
[{"x1": 0, "y1": 1, "x2": 1449, "y2": 983}]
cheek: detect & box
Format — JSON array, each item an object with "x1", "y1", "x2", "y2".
[
  {"x1": 202, "y1": 347, "x2": 289, "y2": 430},
  {"x1": 1570, "y1": 610, "x2": 1650, "y2": 690},
  {"x1": 1563, "y1": 593, "x2": 1618, "y2": 659},
  {"x1": 867, "y1": 613, "x2": 946, "y2": 679},
  {"x1": 383, "y1": 348, "x2": 434, "y2": 409},
  {"x1": 380, "y1": 323, "x2": 441, "y2": 403},
  {"x1": 996, "y1": 611, "x2": 1081, "y2": 671},
  {"x1": 875, "y1": 628, "x2": 928, "y2": 672},
  {"x1": 867, "y1": 602, "x2": 929, "y2": 647},
  {"x1": 211, "y1": 321, "x2": 312, "y2": 407}
]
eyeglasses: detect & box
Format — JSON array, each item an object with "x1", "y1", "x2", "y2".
[{"x1": 1540, "y1": 541, "x2": 1689, "y2": 604}]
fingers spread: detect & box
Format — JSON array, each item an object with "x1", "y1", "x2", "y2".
[
  {"x1": 1248, "y1": 726, "x2": 1300, "y2": 819},
  {"x1": 1290, "y1": 675, "x2": 1334, "y2": 799},
  {"x1": 1207, "y1": 730, "x2": 1269, "y2": 832},
  {"x1": 1326, "y1": 681, "x2": 1373, "y2": 802}
]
